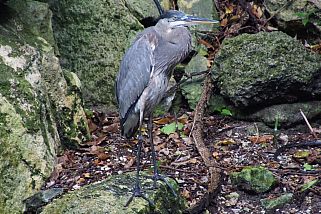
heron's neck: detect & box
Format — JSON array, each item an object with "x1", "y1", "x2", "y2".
[{"x1": 158, "y1": 26, "x2": 191, "y2": 44}]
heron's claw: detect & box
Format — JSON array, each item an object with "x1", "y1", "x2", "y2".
[
  {"x1": 147, "y1": 173, "x2": 177, "y2": 197},
  {"x1": 125, "y1": 185, "x2": 155, "y2": 207}
]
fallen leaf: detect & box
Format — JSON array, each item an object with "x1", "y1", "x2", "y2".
[
  {"x1": 83, "y1": 173, "x2": 91, "y2": 178},
  {"x1": 178, "y1": 114, "x2": 189, "y2": 124},
  {"x1": 169, "y1": 132, "x2": 181, "y2": 143},
  {"x1": 88, "y1": 119, "x2": 98, "y2": 133},
  {"x1": 225, "y1": 5, "x2": 234, "y2": 14},
  {"x1": 300, "y1": 179, "x2": 319, "y2": 192},
  {"x1": 89, "y1": 145, "x2": 105, "y2": 155},
  {"x1": 102, "y1": 123, "x2": 119, "y2": 133},
  {"x1": 124, "y1": 157, "x2": 135, "y2": 169},
  {"x1": 160, "y1": 122, "x2": 184, "y2": 135},
  {"x1": 77, "y1": 177, "x2": 86, "y2": 184},
  {"x1": 251, "y1": 4, "x2": 263, "y2": 18},
  {"x1": 97, "y1": 152, "x2": 109, "y2": 161},
  {"x1": 293, "y1": 150, "x2": 310, "y2": 159},
  {"x1": 217, "y1": 139, "x2": 236, "y2": 146},
  {"x1": 212, "y1": 151, "x2": 220, "y2": 160},
  {"x1": 249, "y1": 135, "x2": 274, "y2": 144},
  {"x1": 86, "y1": 135, "x2": 107, "y2": 146},
  {"x1": 154, "y1": 117, "x2": 173, "y2": 125},
  {"x1": 221, "y1": 18, "x2": 228, "y2": 27},
  {"x1": 156, "y1": 142, "x2": 166, "y2": 152},
  {"x1": 182, "y1": 188, "x2": 191, "y2": 199},
  {"x1": 159, "y1": 148, "x2": 170, "y2": 156}
]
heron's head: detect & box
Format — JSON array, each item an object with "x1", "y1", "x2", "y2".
[{"x1": 160, "y1": 10, "x2": 219, "y2": 28}]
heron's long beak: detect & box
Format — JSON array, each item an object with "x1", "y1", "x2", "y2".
[{"x1": 184, "y1": 15, "x2": 219, "y2": 24}]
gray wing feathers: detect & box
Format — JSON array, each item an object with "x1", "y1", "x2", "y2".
[{"x1": 116, "y1": 34, "x2": 155, "y2": 119}]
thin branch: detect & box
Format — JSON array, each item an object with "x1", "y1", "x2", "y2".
[{"x1": 300, "y1": 109, "x2": 318, "y2": 139}]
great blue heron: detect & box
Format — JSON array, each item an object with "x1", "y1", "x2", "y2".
[{"x1": 115, "y1": 10, "x2": 218, "y2": 206}]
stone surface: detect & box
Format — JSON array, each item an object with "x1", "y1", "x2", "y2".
[
  {"x1": 212, "y1": 31, "x2": 321, "y2": 109},
  {"x1": 41, "y1": 173, "x2": 186, "y2": 214},
  {"x1": 178, "y1": 0, "x2": 219, "y2": 31},
  {"x1": 181, "y1": 53, "x2": 207, "y2": 110},
  {"x1": 265, "y1": 0, "x2": 321, "y2": 37},
  {"x1": 49, "y1": 0, "x2": 146, "y2": 112},
  {"x1": 230, "y1": 166, "x2": 277, "y2": 193},
  {"x1": 236, "y1": 101, "x2": 321, "y2": 127},
  {"x1": 24, "y1": 188, "x2": 64, "y2": 213},
  {"x1": 124, "y1": 0, "x2": 160, "y2": 20},
  {"x1": 0, "y1": 0, "x2": 88, "y2": 212},
  {"x1": 261, "y1": 193, "x2": 293, "y2": 210}
]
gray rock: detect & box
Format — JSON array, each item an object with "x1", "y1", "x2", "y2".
[
  {"x1": 265, "y1": 0, "x2": 321, "y2": 35},
  {"x1": 261, "y1": 193, "x2": 293, "y2": 210},
  {"x1": 49, "y1": 0, "x2": 148, "y2": 112},
  {"x1": 212, "y1": 31, "x2": 321, "y2": 109},
  {"x1": 124, "y1": 0, "x2": 160, "y2": 20},
  {"x1": 230, "y1": 166, "x2": 277, "y2": 194},
  {"x1": 0, "y1": 0, "x2": 88, "y2": 212},
  {"x1": 24, "y1": 188, "x2": 64, "y2": 213},
  {"x1": 177, "y1": 0, "x2": 219, "y2": 31},
  {"x1": 236, "y1": 101, "x2": 321, "y2": 127},
  {"x1": 181, "y1": 53, "x2": 207, "y2": 110},
  {"x1": 41, "y1": 173, "x2": 186, "y2": 214}
]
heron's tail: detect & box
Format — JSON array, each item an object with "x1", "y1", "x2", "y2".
[{"x1": 120, "y1": 111, "x2": 139, "y2": 139}]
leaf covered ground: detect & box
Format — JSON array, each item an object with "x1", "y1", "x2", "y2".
[{"x1": 44, "y1": 111, "x2": 321, "y2": 213}]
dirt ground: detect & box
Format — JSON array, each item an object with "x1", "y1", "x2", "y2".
[{"x1": 44, "y1": 111, "x2": 321, "y2": 213}]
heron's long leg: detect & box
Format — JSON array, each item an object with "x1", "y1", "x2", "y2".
[
  {"x1": 125, "y1": 113, "x2": 154, "y2": 207},
  {"x1": 148, "y1": 115, "x2": 157, "y2": 187},
  {"x1": 148, "y1": 115, "x2": 177, "y2": 197}
]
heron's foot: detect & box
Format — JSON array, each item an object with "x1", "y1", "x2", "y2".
[
  {"x1": 148, "y1": 173, "x2": 177, "y2": 197},
  {"x1": 125, "y1": 185, "x2": 155, "y2": 207}
]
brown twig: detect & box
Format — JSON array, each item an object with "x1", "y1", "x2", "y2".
[
  {"x1": 274, "y1": 140, "x2": 321, "y2": 160},
  {"x1": 300, "y1": 109, "x2": 318, "y2": 139},
  {"x1": 188, "y1": 72, "x2": 222, "y2": 212}
]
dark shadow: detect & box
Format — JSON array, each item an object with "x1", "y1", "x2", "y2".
[{"x1": 0, "y1": 1, "x2": 13, "y2": 25}]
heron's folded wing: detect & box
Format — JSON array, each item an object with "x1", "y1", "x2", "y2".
[{"x1": 116, "y1": 33, "x2": 157, "y2": 119}]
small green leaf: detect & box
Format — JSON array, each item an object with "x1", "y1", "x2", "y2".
[
  {"x1": 160, "y1": 122, "x2": 184, "y2": 135},
  {"x1": 295, "y1": 12, "x2": 306, "y2": 18},
  {"x1": 300, "y1": 179, "x2": 319, "y2": 192},
  {"x1": 302, "y1": 17, "x2": 309, "y2": 26},
  {"x1": 221, "y1": 108, "x2": 232, "y2": 116},
  {"x1": 303, "y1": 163, "x2": 314, "y2": 171},
  {"x1": 293, "y1": 150, "x2": 310, "y2": 158},
  {"x1": 295, "y1": 12, "x2": 312, "y2": 26}
]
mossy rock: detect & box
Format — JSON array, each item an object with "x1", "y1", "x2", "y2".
[
  {"x1": 261, "y1": 193, "x2": 293, "y2": 210},
  {"x1": 49, "y1": 0, "x2": 145, "y2": 111},
  {"x1": 0, "y1": 0, "x2": 89, "y2": 212},
  {"x1": 212, "y1": 31, "x2": 321, "y2": 109},
  {"x1": 230, "y1": 166, "x2": 277, "y2": 194},
  {"x1": 41, "y1": 173, "x2": 187, "y2": 214}
]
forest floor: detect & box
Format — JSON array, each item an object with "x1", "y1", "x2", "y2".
[{"x1": 44, "y1": 111, "x2": 321, "y2": 213}]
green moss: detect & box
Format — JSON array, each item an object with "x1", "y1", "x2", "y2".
[
  {"x1": 50, "y1": 0, "x2": 143, "y2": 111},
  {"x1": 42, "y1": 173, "x2": 186, "y2": 214},
  {"x1": 212, "y1": 31, "x2": 321, "y2": 107},
  {"x1": 231, "y1": 166, "x2": 277, "y2": 193}
]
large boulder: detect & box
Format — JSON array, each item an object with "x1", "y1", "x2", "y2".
[
  {"x1": 49, "y1": 0, "x2": 157, "y2": 112},
  {"x1": 265, "y1": 0, "x2": 321, "y2": 37},
  {"x1": 41, "y1": 173, "x2": 186, "y2": 214},
  {"x1": 211, "y1": 31, "x2": 321, "y2": 126},
  {"x1": 213, "y1": 31, "x2": 321, "y2": 108},
  {"x1": 0, "y1": 0, "x2": 88, "y2": 212}
]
